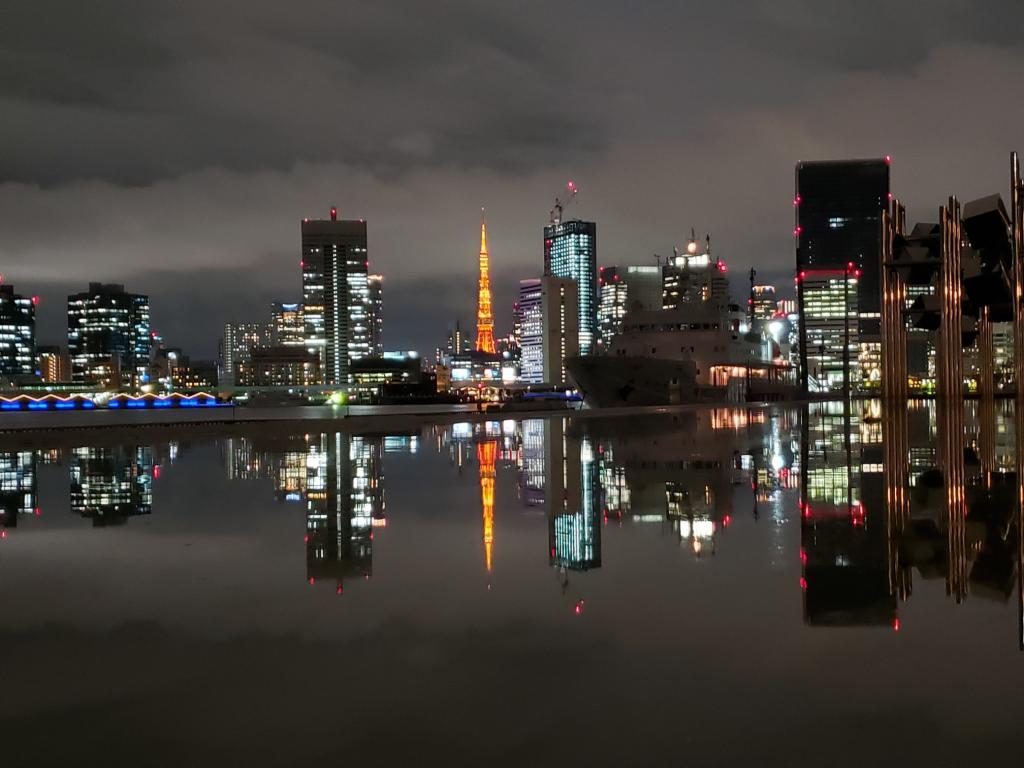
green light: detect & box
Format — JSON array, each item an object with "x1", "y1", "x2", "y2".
[{"x1": 328, "y1": 391, "x2": 347, "y2": 406}]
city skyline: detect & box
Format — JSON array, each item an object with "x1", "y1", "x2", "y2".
[{"x1": 4, "y1": 2, "x2": 1023, "y2": 355}]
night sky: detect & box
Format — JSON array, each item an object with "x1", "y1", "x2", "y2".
[{"x1": 3, "y1": 1, "x2": 1023, "y2": 357}]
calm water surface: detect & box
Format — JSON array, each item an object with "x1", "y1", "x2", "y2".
[{"x1": 1, "y1": 404, "x2": 1021, "y2": 766}]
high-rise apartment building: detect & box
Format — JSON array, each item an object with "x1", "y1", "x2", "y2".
[
  {"x1": 0, "y1": 285, "x2": 36, "y2": 380},
  {"x1": 795, "y1": 159, "x2": 890, "y2": 392},
  {"x1": 751, "y1": 285, "x2": 778, "y2": 320},
  {"x1": 368, "y1": 275, "x2": 384, "y2": 356},
  {"x1": 597, "y1": 265, "x2": 662, "y2": 348},
  {"x1": 301, "y1": 208, "x2": 371, "y2": 384},
  {"x1": 38, "y1": 346, "x2": 71, "y2": 383},
  {"x1": 544, "y1": 219, "x2": 597, "y2": 355},
  {"x1": 222, "y1": 321, "x2": 270, "y2": 385},
  {"x1": 67, "y1": 283, "x2": 150, "y2": 387}
]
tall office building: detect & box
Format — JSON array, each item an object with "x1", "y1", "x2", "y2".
[
  {"x1": 797, "y1": 269, "x2": 860, "y2": 393},
  {"x1": 518, "y1": 277, "x2": 579, "y2": 386},
  {"x1": 38, "y1": 345, "x2": 71, "y2": 383},
  {"x1": 597, "y1": 265, "x2": 662, "y2": 347},
  {"x1": 0, "y1": 284, "x2": 36, "y2": 380},
  {"x1": 301, "y1": 208, "x2": 371, "y2": 384},
  {"x1": 67, "y1": 283, "x2": 150, "y2": 387},
  {"x1": 222, "y1": 321, "x2": 270, "y2": 385},
  {"x1": 368, "y1": 275, "x2": 384, "y2": 356},
  {"x1": 544, "y1": 219, "x2": 597, "y2": 355},
  {"x1": 795, "y1": 159, "x2": 890, "y2": 392},
  {"x1": 751, "y1": 285, "x2": 778, "y2": 321}
]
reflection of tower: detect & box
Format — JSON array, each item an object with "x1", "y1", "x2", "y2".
[
  {"x1": 476, "y1": 217, "x2": 496, "y2": 354},
  {"x1": 477, "y1": 440, "x2": 497, "y2": 572},
  {"x1": 305, "y1": 434, "x2": 382, "y2": 592},
  {"x1": 0, "y1": 451, "x2": 37, "y2": 529},
  {"x1": 69, "y1": 446, "x2": 153, "y2": 526},
  {"x1": 546, "y1": 419, "x2": 601, "y2": 570}
]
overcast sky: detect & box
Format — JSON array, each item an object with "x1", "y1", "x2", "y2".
[{"x1": 3, "y1": 0, "x2": 1024, "y2": 356}]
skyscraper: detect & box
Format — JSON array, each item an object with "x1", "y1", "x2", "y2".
[
  {"x1": 662, "y1": 234, "x2": 730, "y2": 311},
  {"x1": 544, "y1": 219, "x2": 597, "y2": 355},
  {"x1": 476, "y1": 218, "x2": 496, "y2": 353},
  {"x1": 67, "y1": 283, "x2": 150, "y2": 387},
  {"x1": 301, "y1": 208, "x2": 371, "y2": 385},
  {"x1": 518, "y1": 276, "x2": 579, "y2": 385},
  {"x1": 270, "y1": 302, "x2": 305, "y2": 347},
  {"x1": 368, "y1": 274, "x2": 384, "y2": 356},
  {"x1": 0, "y1": 284, "x2": 36, "y2": 380},
  {"x1": 795, "y1": 159, "x2": 890, "y2": 392},
  {"x1": 597, "y1": 265, "x2": 662, "y2": 347}
]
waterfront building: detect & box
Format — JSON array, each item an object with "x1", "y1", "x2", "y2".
[
  {"x1": 795, "y1": 158, "x2": 890, "y2": 392},
  {"x1": 796, "y1": 269, "x2": 860, "y2": 393},
  {"x1": 37, "y1": 345, "x2": 71, "y2": 383},
  {"x1": 368, "y1": 275, "x2": 384, "y2": 356},
  {"x1": 0, "y1": 285, "x2": 36, "y2": 381},
  {"x1": 301, "y1": 208, "x2": 371, "y2": 384},
  {"x1": 171, "y1": 359, "x2": 219, "y2": 390},
  {"x1": 0, "y1": 451, "x2": 36, "y2": 526},
  {"x1": 597, "y1": 265, "x2": 662, "y2": 348},
  {"x1": 67, "y1": 283, "x2": 150, "y2": 388},
  {"x1": 270, "y1": 302, "x2": 305, "y2": 347},
  {"x1": 236, "y1": 346, "x2": 320, "y2": 388},
  {"x1": 662, "y1": 233, "x2": 730, "y2": 311},
  {"x1": 544, "y1": 219, "x2": 597, "y2": 355},
  {"x1": 517, "y1": 279, "x2": 543, "y2": 383}
]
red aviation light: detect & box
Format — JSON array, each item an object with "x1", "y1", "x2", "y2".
[
  {"x1": 793, "y1": 226, "x2": 802, "y2": 237},
  {"x1": 330, "y1": 207, "x2": 337, "y2": 221},
  {"x1": 336, "y1": 584, "x2": 344, "y2": 595},
  {"x1": 799, "y1": 577, "x2": 808, "y2": 591},
  {"x1": 308, "y1": 577, "x2": 315, "y2": 586},
  {"x1": 793, "y1": 195, "x2": 801, "y2": 206},
  {"x1": 799, "y1": 548, "x2": 807, "y2": 565},
  {"x1": 34, "y1": 507, "x2": 41, "y2": 516},
  {"x1": 885, "y1": 155, "x2": 892, "y2": 165},
  {"x1": 31, "y1": 296, "x2": 40, "y2": 306}
]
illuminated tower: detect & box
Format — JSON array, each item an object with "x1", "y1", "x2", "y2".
[
  {"x1": 476, "y1": 214, "x2": 496, "y2": 353},
  {"x1": 477, "y1": 440, "x2": 497, "y2": 573}
]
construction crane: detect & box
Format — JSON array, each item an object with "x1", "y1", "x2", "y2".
[{"x1": 550, "y1": 180, "x2": 578, "y2": 225}]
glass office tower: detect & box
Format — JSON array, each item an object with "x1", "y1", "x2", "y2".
[
  {"x1": 543, "y1": 219, "x2": 597, "y2": 355},
  {"x1": 0, "y1": 285, "x2": 36, "y2": 379},
  {"x1": 795, "y1": 159, "x2": 890, "y2": 393}
]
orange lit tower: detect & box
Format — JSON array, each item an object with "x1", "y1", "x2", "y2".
[
  {"x1": 477, "y1": 440, "x2": 497, "y2": 572},
  {"x1": 476, "y1": 213, "x2": 496, "y2": 353}
]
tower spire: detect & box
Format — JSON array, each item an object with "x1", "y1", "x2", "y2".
[{"x1": 475, "y1": 209, "x2": 496, "y2": 353}]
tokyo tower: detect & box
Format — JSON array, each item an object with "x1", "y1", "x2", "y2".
[{"x1": 475, "y1": 212, "x2": 496, "y2": 353}]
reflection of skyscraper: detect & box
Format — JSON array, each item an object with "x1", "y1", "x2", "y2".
[
  {"x1": 799, "y1": 403, "x2": 897, "y2": 626},
  {"x1": 478, "y1": 440, "x2": 497, "y2": 573},
  {"x1": 0, "y1": 451, "x2": 37, "y2": 528},
  {"x1": 546, "y1": 419, "x2": 601, "y2": 570},
  {"x1": 69, "y1": 446, "x2": 154, "y2": 526},
  {"x1": 305, "y1": 434, "x2": 383, "y2": 592}
]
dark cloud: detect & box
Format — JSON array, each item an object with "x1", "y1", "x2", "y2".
[{"x1": 2, "y1": 1, "x2": 1024, "y2": 355}]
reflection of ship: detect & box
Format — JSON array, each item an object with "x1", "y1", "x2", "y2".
[{"x1": 567, "y1": 306, "x2": 793, "y2": 407}]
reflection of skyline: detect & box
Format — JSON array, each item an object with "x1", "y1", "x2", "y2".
[
  {"x1": 70, "y1": 446, "x2": 154, "y2": 526},
  {"x1": 0, "y1": 451, "x2": 37, "y2": 529}
]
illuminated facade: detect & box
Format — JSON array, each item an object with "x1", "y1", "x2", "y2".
[
  {"x1": 751, "y1": 285, "x2": 778, "y2": 320},
  {"x1": 544, "y1": 219, "x2": 597, "y2": 355},
  {"x1": 236, "y1": 346, "x2": 320, "y2": 387},
  {"x1": 597, "y1": 265, "x2": 662, "y2": 347},
  {"x1": 517, "y1": 279, "x2": 543, "y2": 383},
  {"x1": 222, "y1": 321, "x2": 270, "y2": 385},
  {"x1": 37, "y1": 345, "x2": 70, "y2": 383},
  {"x1": 795, "y1": 159, "x2": 890, "y2": 393},
  {"x1": 0, "y1": 451, "x2": 36, "y2": 527},
  {"x1": 270, "y1": 302, "x2": 305, "y2": 347},
  {"x1": 517, "y1": 277, "x2": 579, "y2": 386},
  {"x1": 67, "y1": 283, "x2": 150, "y2": 388},
  {"x1": 301, "y1": 209, "x2": 371, "y2": 384},
  {"x1": 0, "y1": 284, "x2": 36, "y2": 380},
  {"x1": 475, "y1": 220, "x2": 496, "y2": 354},
  {"x1": 368, "y1": 275, "x2": 384, "y2": 356},
  {"x1": 797, "y1": 269, "x2": 860, "y2": 393}
]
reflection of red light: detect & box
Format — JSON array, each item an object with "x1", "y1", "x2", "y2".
[
  {"x1": 34, "y1": 507, "x2": 41, "y2": 516},
  {"x1": 1, "y1": 530, "x2": 7, "y2": 539},
  {"x1": 303, "y1": 534, "x2": 309, "y2": 543},
  {"x1": 153, "y1": 465, "x2": 161, "y2": 479},
  {"x1": 337, "y1": 584, "x2": 343, "y2": 595},
  {"x1": 799, "y1": 548, "x2": 807, "y2": 565},
  {"x1": 723, "y1": 515, "x2": 732, "y2": 527},
  {"x1": 550, "y1": 547, "x2": 556, "y2": 558},
  {"x1": 799, "y1": 577, "x2": 808, "y2": 591},
  {"x1": 893, "y1": 618, "x2": 901, "y2": 632},
  {"x1": 308, "y1": 577, "x2": 315, "y2": 585}
]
